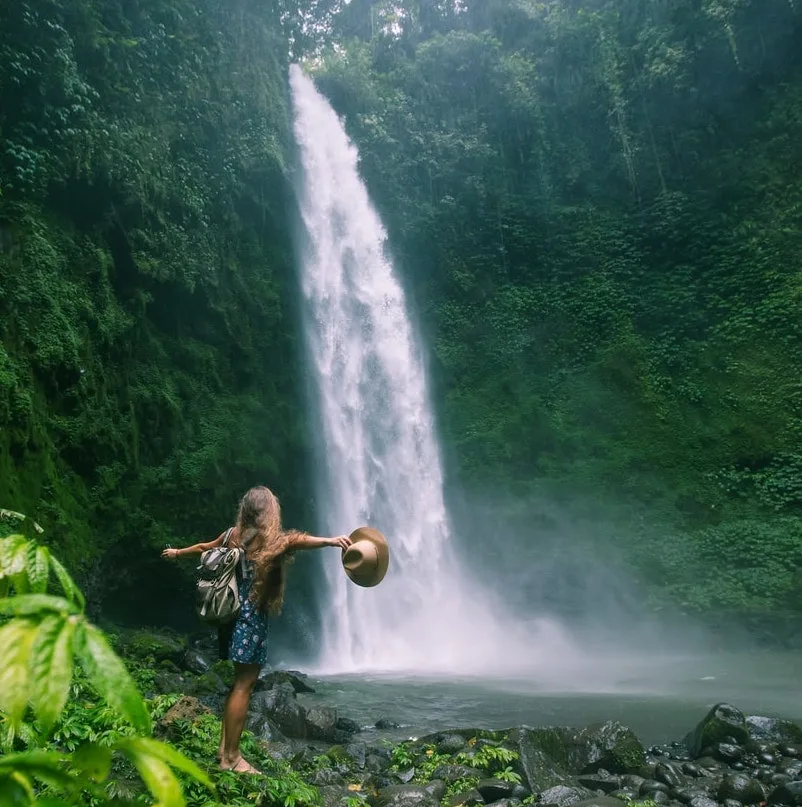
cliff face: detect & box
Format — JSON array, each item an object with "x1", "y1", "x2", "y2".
[{"x1": 0, "y1": 0, "x2": 310, "y2": 612}]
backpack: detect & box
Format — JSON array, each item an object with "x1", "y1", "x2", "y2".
[{"x1": 195, "y1": 528, "x2": 242, "y2": 625}]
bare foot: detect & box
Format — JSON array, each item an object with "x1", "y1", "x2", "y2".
[{"x1": 220, "y1": 756, "x2": 261, "y2": 775}]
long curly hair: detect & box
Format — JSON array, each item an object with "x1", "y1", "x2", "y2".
[{"x1": 231, "y1": 486, "x2": 303, "y2": 615}]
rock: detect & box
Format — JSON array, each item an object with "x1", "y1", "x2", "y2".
[
  {"x1": 572, "y1": 798, "x2": 634, "y2": 807},
  {"x1": 688, "y1": 797, "x2": 718, "y2": 807},
  {"x1": 685, "y1": 705, "x2": 749, "y2": 758},
  {"x1": 431, "y1": 765, "x2": 484, "y2": 783},
  {"x1": 490, "y1": 800, "x2": 524, "y2": 807},
  {"x1": 313, "y1": 769, "x2": 346, "y2": 786},
  {"x1": 424, "y1": 781, "x2": 446, "y2": 801},
  {"x1": 257, "y1": 670, "x2": 316, "y2": 694},
  {"x1": 396, "y1": 769, "x2": 416, "y2": 784},
  {"x1": 188, "y1": 671, "x2": 227, "y2": 697},
  {"x1": 682, "y1": 763, "x2": 705, "y2": 778},
  {"x1": 717, "y1": 774, "x2": 765, "y2": 804},
  {"x1": 155, "y1": 695, "x2": 211, "y2": 741},
  {"x1": 715, "y1": 744, "x2": 745, "y2": 763},
  {"x1": 475, "y1": 779, "x2": 519, "y2": 802},
  {"x1": 675, "y1": 787, "x2": 714, "y2": 804},
  {"x1": 437, "y1": 734, "x2": 470, "y2": 755},
  {"x1": 655, "y1": 762, "x2": 685, "y2": 789},
  {"x1": 780, "y1": 746, "x2": 799, "y2": 758},
  {"x1": 317, "y1": 785, "x2": 354, "y2": 807},
  {"x1": 573, "y1": 722, "x2": 646, "y2": 774},
  {"x1": 181, "y1": 648, "x2": 211, "y2": 674},
  {"x1": 121, "y1": 630, "x2": 186, "y2": 664},
  {"x1": 746, "y1": 718, "x2": 802, "y2": 747},
  {"x1": 508, "y1": 728, "x2": 571, "y2": 792},
  {"x1": 768, "y1": 781, "x2": 802, "y2": 805},
  {"x1": 306, "y1": 706, "x2": 339, "y2": 742},
  {"x1": 445, "y1": 790, "x2": 483, "y2": 807},
  {"x1": 337, "y1": 717, "x2": 362, "y2": 736},
  {"x1": 539, "y1": 785, "x2": 593, "y2": 806},
  {"x1": 376, "y1": 718, "x2": 401, "y2": 730},
  {"x1": 640, "y1": 781, "x2": 671, "y2": 798},
  {"x1": 778, "y1": 759, "x2": 802, "y2": 777},
  {"x1": 246, "y1": 709, "x2": 286, "y2": 743},
  {"x1": 577, "y1": 775, "x2": 622, "y2": 794},
  {"x1": 251, "y1": 683, "x2": 306, "y2": 738},
  {"x1": 345, "y1": 743, "x2": 367, "y2": 769}
]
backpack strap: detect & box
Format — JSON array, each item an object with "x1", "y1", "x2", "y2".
[{"x1": 221, "y1": 527, "x2": 234, "y2": 547}]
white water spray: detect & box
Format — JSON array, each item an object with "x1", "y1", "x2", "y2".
[{"x1": 289, "y1": 65, "x2": 582, "y2": 677}]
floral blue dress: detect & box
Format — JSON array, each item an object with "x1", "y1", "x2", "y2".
[{"x1": 223, "y1": 554, "x2": 269, "y2": 666}]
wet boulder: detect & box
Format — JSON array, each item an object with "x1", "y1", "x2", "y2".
[
  {"x1": 717, "y1": 774, "x2": 765, "y2": 804},
  {"x1": 539, "y1": 785, "x2": 594, "y2": 806},
  {"x1": 475, "y1": 779, "x2": 520, "y2": 802},
  {"x1": 306, "y1": 706, "x2": 339, "y2": 741},
  {"x1": 685, "y1": 704, "x2": 749, "y2": 758},
  {"x1": 768, "y1": 781, "x2": 802, "y2": 805},
  {"x1": 507, "y1": 728, "x2": 571, "y2": 792},
  {"x1": 257, "y1": 670, "x2": 316, "y2": 694},
  {"x1": 120, "y1": 629, "x2": 186, "y2": 664},
  {"x1": 374, "y1": 784, "x2": 442, "y2": 807},
  {"x1": 181, "y1": 648, "x2": 212, "y2": 674},
  {"x1": 251, "y1": 683, "x2": 307, "y2": 738},
  {"x1": 577, "y1": 775, "x2": 623, "y2": 794},
  {"x1": 573, "y1": 722, "x2": 646, "y2": 774},
  {"x1": 444, "y1": 789, "x2": 483, "y2": 807},
  {"x1": 746, "y1": 717, "x2": 802, "y2": 746}
]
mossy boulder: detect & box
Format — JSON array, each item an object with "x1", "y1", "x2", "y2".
[
  {"x1": 684, "y1": 704, "x2": 749, "y2": 758},
  {"x1": 120, "y1": 629, "x2": 186, "y2": 664}
]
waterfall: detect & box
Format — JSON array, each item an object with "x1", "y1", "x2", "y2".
[{"x1": 289, "y1": 65, "x2": 581, "y2": 676}]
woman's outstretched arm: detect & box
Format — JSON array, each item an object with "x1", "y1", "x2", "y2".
[
  {"x1": 290, "y1": 533, "x2": 351, "y2": 551},
  {"x1": 161, "y1": 530, "x2": 228, "y2": 559}
]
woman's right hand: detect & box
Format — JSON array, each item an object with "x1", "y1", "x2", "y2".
[
  {"x1": 161, "y1": 547, "x2": 179, "y2": 559},
  {"x1": 329, "y1": 535, "x2": 352, "y2": 551}
]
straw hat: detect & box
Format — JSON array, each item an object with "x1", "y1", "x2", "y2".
[{"x1": 341, "y1": 527, "x2": 389, "y2": 587}]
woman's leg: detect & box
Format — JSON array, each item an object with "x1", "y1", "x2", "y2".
[{"x1": 220, "y1": 662, "x2": 261, "y2": 772}]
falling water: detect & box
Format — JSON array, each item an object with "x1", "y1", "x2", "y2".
[{"x1": 289, "y1": 65, "x2": 581, "y2": 676}]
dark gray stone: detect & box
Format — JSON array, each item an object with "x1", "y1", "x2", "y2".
[
  {"x1": 181, "y1": 648, "x2": 211, "y2": 674},
  {"x1": 375, "y1": 785, "x2": 440, "y2": 807},
  {"x1": 539, "y1": 785, "x2": 593, "y2": 806},
  {"x1": 345, "y1": 743, "x2": 367, "y2": 769},
  {"x1": 337, "y1": 717, "x2": 361, "y2": 735},
  {"x1": 437, "y1": 734, "x2": 470, "y2": 755},
  {"x1": 317, "y1": 786, "x2": 353, "y2": 807},
  {"x1": 717, "y1": 774, "x2": 765, "y2": 804},
  {"x1": 686, "y1": 706, "x2": 749, "y2": 759},
  {"x1": 431, "y1": 765, "x2": 484, "y2": 783},
  {"x1": 768, "y1": 781, "x2": 802, "y2": 805},
  {"x1": 577, "y1": 775, "x2": 622, "y2": 794},
  {"x1": 508, "y1": 728, "x2": 571, "y2": 792},
  {"x1": 313, "y1": 769, "x2": 346, "y2": 786},
  {"x1": 747, "y1": 718, "x2": 802, "y2": 747},
  {"x1": 445, "y1": 790, "x2": 483, "y2": 807},
  {"x1": 376, "y1": 718, "x2": 401, "y2": 730},
  {"x1": 688, "y1": 797, "x2": 718, "y2": 807},
  {"x1": 656, "y1": 763, "x2": 685, "y2": 789},
  {"x1": 640, "y1": 781, "x2": 671, "y2": 798},
  {"x1": 574, "y1": 722, "x2": 647, "y2": 774},
  {"x1": 475, "y1": 779, "x2": 518, "y2": 802},
  {"x1": 256, "y1": 670, "x2": 316, "y2": 694},
  {"x1": 572, "y1": 798, "x2": 636, "y2": 807},
  {"x1": 306, "y1": 706, "x2": 338, "y2": 742},
  {"x1": 251, "y1": 683, "x2": 306, "y2": 738},
  {"x1": 715, "y1": 744, "x2": 745, "y2": 763}
]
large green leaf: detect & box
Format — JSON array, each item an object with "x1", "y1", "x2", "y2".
[
  {"x1": 0, "y1": 772, "x2": 33, "y2": 806},
  {"x1": 47, "y1": 555, "x2": 85, "y2": 610},
  {"x1": 0, "y1": 619, "x2": 39, "y2": 725},
  {"x1": 0, "y1": 750, "x2": 76, "y2": 791},
  {"x1": 76, "y1": 622, "x2": 152, "y2": 734},
  {"x1": 30, "y1": 615, "x2": 78, "y2": 734},
  {"x1": 27, "y1": 546, "x2": 50, "y2": 595},
  {"x1": 118, "y1": 736, "x2": 214, "y2": 792},
  {"x1": 119, "y1": 744, "x2": 184, "y2": 807},
  {"x1": 0, "y1": 535, "x2": 26, "y2": 577},
  {"x1": 71, "y1": 742, "x2": 112, "y2": 783},
  {"x1": 0, "y1": 595, "x2": 78, "y2": 617}
]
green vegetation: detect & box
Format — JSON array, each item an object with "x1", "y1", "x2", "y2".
[
  {"x1": 311, "y1": 0, "x2": 802, "y2": 618},
  {"x1": 2, "y1": 0, "x2": 802, "y2": 627}
]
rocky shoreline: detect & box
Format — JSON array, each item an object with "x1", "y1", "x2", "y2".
[{"x1": 118, "y1": 629, "x2": 802, "y2": 807}]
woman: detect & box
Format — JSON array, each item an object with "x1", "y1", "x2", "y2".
[{"x1": 162, "y1": 486, "x2": 350, "y2": 774}]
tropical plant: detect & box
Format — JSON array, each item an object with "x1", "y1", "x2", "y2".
[{"x1": 0, "y1": 511, "x2": 215, "y2": 806}]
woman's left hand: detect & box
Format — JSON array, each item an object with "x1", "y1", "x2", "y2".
[
  {"x1": 329, "y1": 535, "x2": 352, "y2": 550},
  {"x1": 161, "y1": 547, "x2": 180, "y2": 559}
]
